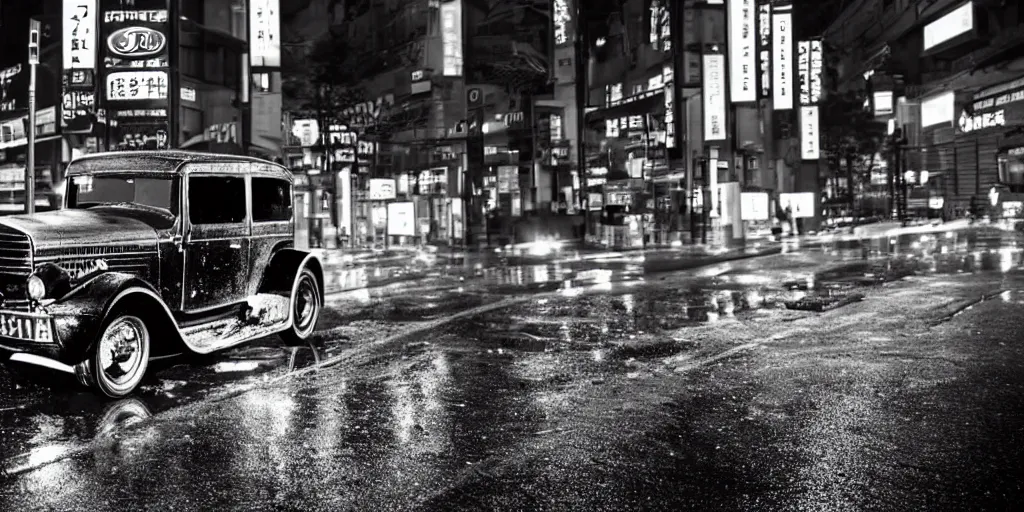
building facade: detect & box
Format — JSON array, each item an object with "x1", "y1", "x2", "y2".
[
  {"x1": 0, "y1": 0, "x2": 284, "y2": 216},
  {"x1": 282, "y1": 0, "x2": 557, "y2": 249},
  {"x1": 826, "y1": 0, "x2": 1024, "y2": 219}
]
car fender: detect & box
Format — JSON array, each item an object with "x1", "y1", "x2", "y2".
[
  {"x1": 259, "y1": 249, "x2": 324, "y2": 303},
  {"x1": 46, "y1": 272, "x2": 182, "y2": 364}
]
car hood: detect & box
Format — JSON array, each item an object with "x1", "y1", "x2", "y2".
[{"x1": 0, "y1": 209, "x2": 160, "y2": 251}]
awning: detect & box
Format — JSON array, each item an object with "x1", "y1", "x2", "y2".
[{"x1": 584, "y1": 90, "x2": 665, "y2": 125}]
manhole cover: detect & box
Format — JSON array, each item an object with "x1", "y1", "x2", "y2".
[{"x1": 784, "y1": 293, "x2": 865, "y2": 312}]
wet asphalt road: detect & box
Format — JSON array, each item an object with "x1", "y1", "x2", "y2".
[{"x1": 2, "y1": 226, "x2": 1024, "y2": 510}]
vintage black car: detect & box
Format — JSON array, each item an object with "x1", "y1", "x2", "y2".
[{"x1": 0, "y1": 151, "x2": 324, "y2": 397}]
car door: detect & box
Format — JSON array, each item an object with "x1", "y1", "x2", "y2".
[{"x1": 181, "y1": 164, "x2": 251, "y2": 312}]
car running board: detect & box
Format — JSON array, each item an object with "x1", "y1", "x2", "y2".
[{"x1": 180, "y1": 294, "x2": 292, "y2": 354}]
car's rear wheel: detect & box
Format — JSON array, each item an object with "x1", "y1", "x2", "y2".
[
  {"x1": 89, "y1": 313, "x2": 151, "y2": 398},
  {"x1": 280, "y1": 267, "x2": 321, "y2": 346}
]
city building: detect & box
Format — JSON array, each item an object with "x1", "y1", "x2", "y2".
[
  {"x1": 0, "y1": 0, "x2": 285, "y2": 215},
  {"x1": 826, "y1": 0, "x2": 1024, "y2": 219},
  {"x1": 282, "y1": 0, "x2": 556, "y2": 249},
  {"x1": 578, "y1": 0, "x2": 808, "y2": 248}
]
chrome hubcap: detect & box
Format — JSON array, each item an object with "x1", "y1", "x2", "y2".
[
  {"x1": 295, "y1": 278, "x2": 318, "y2": 331},
  {"x1": 98, "y1": 316, "x2": 146, "y2": 386}
]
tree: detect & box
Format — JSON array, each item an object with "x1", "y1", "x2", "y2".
[{"x1": 820, "y1": 59, "x2": 887, "y2": 217}]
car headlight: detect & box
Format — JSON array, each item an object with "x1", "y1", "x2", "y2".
[{"x1": 27, "y1": 275, "x2": 47, "y2": 300}]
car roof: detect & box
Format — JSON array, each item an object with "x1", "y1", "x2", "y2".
[{"x1": 66, "y1": 150, "x2": 292, "y2": 182}]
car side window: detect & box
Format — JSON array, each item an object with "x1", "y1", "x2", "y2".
[
  {"x1": 252, "y1": 177, "x2": 292, "y2": 222},
  {"x1": 189, "y1": 176, "x2": 246, "y2": 224}
]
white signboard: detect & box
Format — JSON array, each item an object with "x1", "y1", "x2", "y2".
[
  {"x1": 923, "y1": 2, "x2": 973, "y2": 51},
  {"x1": 758, "y1": 1, "x2": 771, "y2": 98},
  {"x1": 727, "y1": 0, "x2": 757, "y2": 103},
  {"x1": 772, "y1": 5, "x2": 793, "y2": 110},
  {"x1": 387, "y1": 202, "x2": 416, "y2": 236},
  {"x1": 250, "y1": 0, "x2": 281, "y2": 67},
  {"x1": 797, "y1": 41, "x2": 810, "y2": 105},
  {"x1": 800, "y1": 106, "x2": 819, "y2": 160},
  {"x1": 779, "y1": 192, "x2": 815, "y2": 218},
  {"x1": 809, "y1": 40, "x2": 823, "y2": 104},
  {"x1": 958, "y1": 109, "x2": 1004, "y2": 133},
  {"x1": 441, "y1": 0, "x2": 464, "y2": 76},
  {"x1": 368, "y1": 178, "x2": 396, "y2": 200},
  {"x1": 702, "y1": 53, "x2": 727, "y2": 141},
  {"x1": 63, "y1": 0, "x2": 97, "y2": 69},
  {"x1": 553, "y1": 0, "x2": 571, "y2": 46},
  {"x1": 874, "y1": 91, "x2": 894, "y2": 115},
  {"x1": 920, "y1": 91, "x2": 955, "y2": 127},
  {"x1": 741, "y1": 192, "x2": 770, "y2": 221},
  {"x1": 106, "y1": 70, "x2": 169, "y2": 101}
]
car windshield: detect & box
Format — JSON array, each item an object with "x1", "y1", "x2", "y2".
[{"x1": 67, "y1": 175, "x2": 179, "y2": 219}]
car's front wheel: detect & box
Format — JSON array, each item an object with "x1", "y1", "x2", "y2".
[
  {"x1": 280, "y1": 267, "x2": 321, "y2": 346},
  {"x1": 89, "y1": 313, "x2": 152, "y2": 398}
]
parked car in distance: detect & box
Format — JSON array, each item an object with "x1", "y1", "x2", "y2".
[{"x1": 0, "y1": 151, "x2": 324, "y2": 397}]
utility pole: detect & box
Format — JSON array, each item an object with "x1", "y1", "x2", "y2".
[{"x1": 26, "y1": 19, "x2": 40, "y2": 215}]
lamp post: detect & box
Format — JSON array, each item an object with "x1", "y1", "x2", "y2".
[{"x1": 26, "y1": 19, "x2": 40, "y2": 215}]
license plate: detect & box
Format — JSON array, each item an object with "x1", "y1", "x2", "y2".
[{"x1": 0, "y1": 310, "x2": 55, "y2": 343}]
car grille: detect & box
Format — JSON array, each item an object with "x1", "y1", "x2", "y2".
[{"x1": 0, "y1": 225, "x2": 32, "y2": 311}]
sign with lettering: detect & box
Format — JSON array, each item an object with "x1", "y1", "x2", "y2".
[
  {"x1": 250, "y1": 0, "x2": 281, "y2": 67},
  {"x1": 703, "y1": 52, "x2": 727, "y2": 141},
  {"x1": 727, "y1": 0, "x2": 756, "y2": 103},
  {"x1": 758, "y1": 1, "x2": 771, "y2": 98},
  {"x1": 958, "y1": 109, "x2": 1004, "y2": 133},
  {"x1": 113, "y1": 119, "x2": 169, "y2": 151},
  {"x1": 441, "y1": 0, "x2": 464, "y2": 76},
  {"x1": 772, "y1": 3, "x2": 793, "y2": 110},
  {"x1": 63, "y1": 0, "x2": 97, "y2": 69},
  {"x1": 107, "y1": 26, "x2": 166, "y2": 58},
  {"x1": 0, "y1": 65, "x2": 21, "y2": 112},
  {"x1": 106, "y1": 70, "x2": 168, "y2": 101}
]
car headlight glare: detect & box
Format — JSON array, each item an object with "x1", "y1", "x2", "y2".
[{"x1": 27, "y1": 275, "x2": 47, "y2": 300}]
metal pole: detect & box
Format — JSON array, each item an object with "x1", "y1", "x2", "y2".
[{"x1": 26, "y1": 19, "x2": 39, "y2": 215}]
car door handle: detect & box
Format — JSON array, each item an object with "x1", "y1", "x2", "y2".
[{"x1": 230, "y1": 243, "x2": 242, "y2": 249}]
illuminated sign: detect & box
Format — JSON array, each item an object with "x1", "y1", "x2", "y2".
[
  {"x1": 441, "y1": 0, "x2": 464, "y2": 76},
  {"x1": 250, "y1": 0, "x2": 281, "y2": 67},
  {"x1": 703, "y1": 53, "x2": 727, "y2": 141},
  {"x1": 63, "y1": 0, "x2": 97, "y2": 69},
  {"x1": 107, "y1": 26, "x2": 166, "y2": 59},
  {"x1": 798, "y1": 41, "x2": 810, "y2": 105},
  {"x1": 772, "y1": 4, "x2": 793, "y2": 110},
  {"x1": 972, "y1": 77, "x2": 1024, "y2": 111},
  {"x1": 958, "y1": 109, "x2": 1004, "y2": 133},
  {"x1": 106, "y1": 70, "x2": 168, "y2": 101},
  {"x1": 809, "y1": 40, "x2": 822, "y2": 103},
  {"x1": 923, "y1": 2, "x2": 973, "y2": 51},
  {"x1": 873, "y1": 91, "x2": 894, "y2": 115},
  {"x1": 758, "y1": 1, "x2": 771, "y2": 98},
  {"x1": 920, "y1": 91, "x2": 955, "y2": 127},
  {"x1": 727, "y1": 0, "x2": 757, "y2": 103},
  {"x1": 664, "y1": 64, "x2": 675, "y2": 148},
  {"x1": 800, "y1": 105, "x2": 819, "y2": 160},
  {"x1": 553, "y1": 0, "x2": 571, "y2": 46},
  {"x1": 649, "y1": 0, "x2": 670, "y2": 51}
]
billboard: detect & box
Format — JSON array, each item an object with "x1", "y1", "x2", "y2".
[
  {"x1": 757, "y1": 1, "x2": 771, "y2": 99},
  {"x1": 702, "y1": 53, "x2": 727, "y2": 141},
  {"x1": 923, "y1": 2, "x2": 973, "y2": 52},
  {"x1": 920, "y1": 91, "x2": 955, "y2": 127},
  {"x1": 369, "y1": 179, "x2": 397, "y2": 200},
  {"x1": 441, "y1": 0, "x2": 464, "y2": 76},
  {"x1": 800, "y1": 105, "x2": 819, "y2": 160},
  {"x1": 553, "y1": 0, "x2": 573, "y2": 47},
  {"x1": 63, "y1": 0, "x2": 97, "y2": 69},
  {"x1": 101, "y1": 3, "x2": 169, "y2": 69},
  {"x1": 771, "y1": 3, "x2": 793, "y2": 110},
  {"x1": 387, "y1": 202, "x2": 416, "y2": 236},
  {"x1": 727, "y1": 0, "x2": 757, "y2": 103},
  {"x1": 250, "y1": 0, "x2": 281, "y2": 67}
]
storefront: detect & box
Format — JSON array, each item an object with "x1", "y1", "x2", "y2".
[{"x1": 0, "y1": 107, "x2": 63, "y2": 215}]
